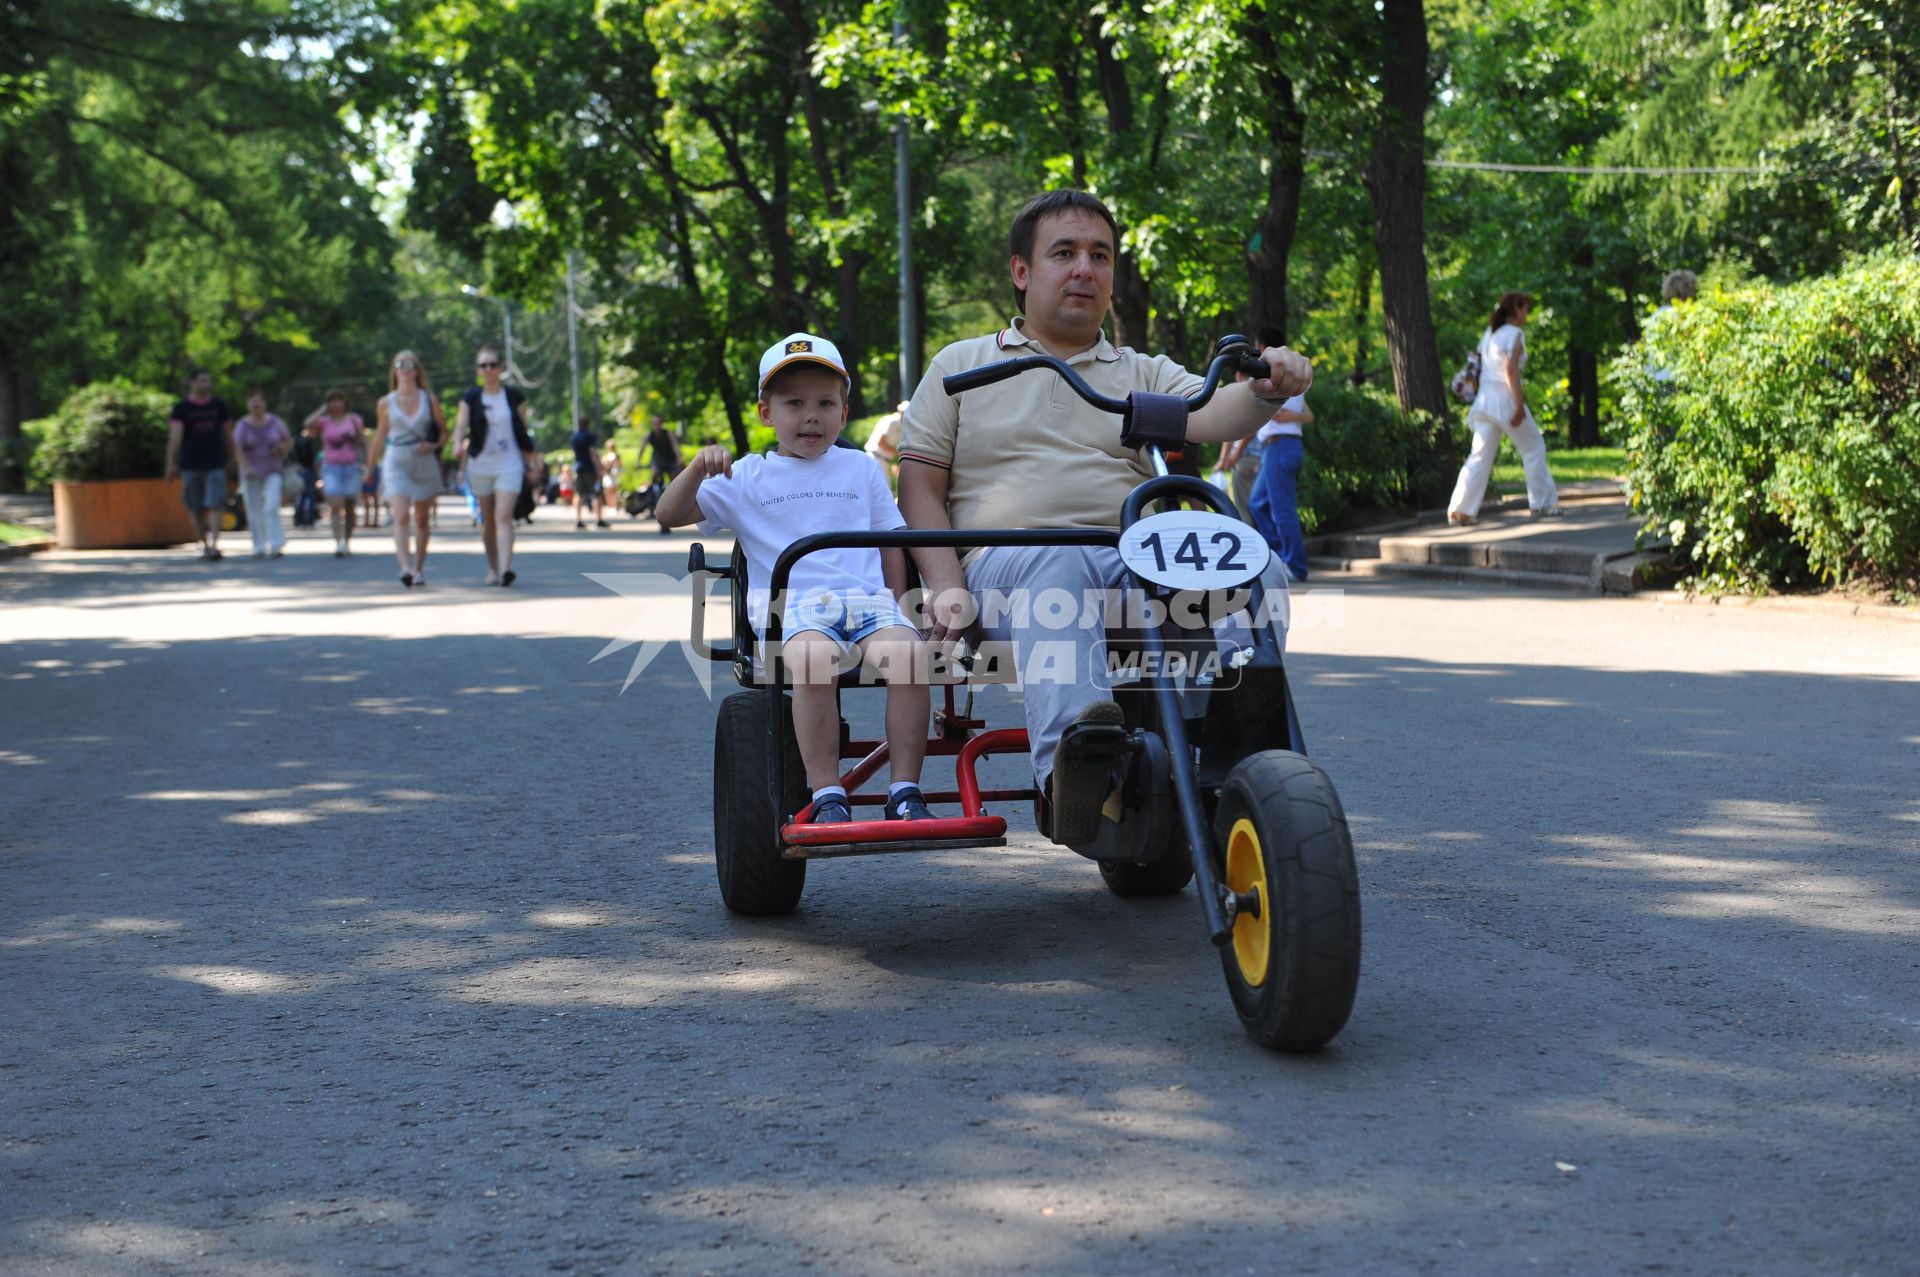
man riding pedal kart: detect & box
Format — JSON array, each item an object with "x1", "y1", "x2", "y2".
[{"x1": 897, "y1": 190, "x2": 1312, "y2": 850}]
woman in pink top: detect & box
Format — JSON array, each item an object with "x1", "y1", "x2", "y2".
[
  {"x1": 233, "y1": 388, "x2": 292, "y2": 558},
  {"x1": 304, "y1": 389, "x2": 367, "y2": 557}
]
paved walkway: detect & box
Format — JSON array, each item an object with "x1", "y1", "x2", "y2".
[
  {"x1": 4, "y1": 510, "x2": 1918, "y2": 1275},
  {"x1": 0, "y1": 493, "x2": 55, "y2": 530}
]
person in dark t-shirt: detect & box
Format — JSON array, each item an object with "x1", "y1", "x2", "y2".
[
  {"x1": 290, "y1": 429, "x2": 320, "y2": 527},
  {"x1": 570, "y1": 417, "x2": 605, "y2": 528},
  {"x1": 646, "y1": 416, "x2": 684, "y2": 483},
  {"x1": 165, "y1": 368, "x2": 235, "y2": 560}
]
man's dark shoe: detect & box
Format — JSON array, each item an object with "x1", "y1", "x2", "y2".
[
  {"x1": 884, "y1": 787, "x2": 935, "y2": 821},
  {"x1": 1049, "y1": 700, "x2": 1128, "y2": 849},
  {"x1": 811, "y1": 795, "x2": 853, "y2": 824}
]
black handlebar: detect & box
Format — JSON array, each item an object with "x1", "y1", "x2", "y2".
[{"x1": 940, "y1": 335, "x2": 1271, "y2": 418}]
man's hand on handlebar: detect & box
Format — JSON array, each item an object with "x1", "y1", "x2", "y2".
[{"x1": 1249, "y1": 345, "x2": 1313, "y2": 403}]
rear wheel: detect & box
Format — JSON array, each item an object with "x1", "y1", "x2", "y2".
[
  {"x1": 1214, "y1": 751, "x2": 1360, "y2": 1052},
  {"x1": 714, "y1": 692, "x2": 809, "y2": 914},
  {"x1": 1098, "y1": 849, "x2": 1193, "y2": 897}
]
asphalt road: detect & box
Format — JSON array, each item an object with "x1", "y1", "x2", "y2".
[{"x1": 3, "y1": 509, "x2": 1917, "y2": 1276}]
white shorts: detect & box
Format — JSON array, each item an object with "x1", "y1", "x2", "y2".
[{"x1": 469, "y1": 468, "x2": 523, "y2": 497}]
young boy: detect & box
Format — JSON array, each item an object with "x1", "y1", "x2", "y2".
[{"x1": 654, "y1": 333, "x2": 935, "y2": 824}]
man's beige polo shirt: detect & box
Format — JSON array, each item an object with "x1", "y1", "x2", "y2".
[{"x1": 900, "y1": 319, "x2": 1202, "y2": 555}]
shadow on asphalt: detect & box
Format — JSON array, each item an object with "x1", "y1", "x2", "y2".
[{"x1": 4, "y1": 631, "x2": 1917, "y2": 1273}]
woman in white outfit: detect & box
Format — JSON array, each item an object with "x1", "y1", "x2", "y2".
[
  {"x1": 1448, "y1": 291, "x2": 1560, "y2": 525},
  {"x1": 451, "y1": 345, "x2": 537, "y2": 587},
  {"x1": 233, "y1": 388, "x2": 291, "y2": 558},
  {"x1": 367, "y1": 349, "x2": 448, "y2": 588}
]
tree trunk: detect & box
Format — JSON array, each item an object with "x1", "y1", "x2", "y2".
[
  {"x1": 0, "y1": 351, "x2": 32, "y2": 493},
  {"x1": 1568, "y1": 344, "x2": 1600, "y2": 447},
  {"x1": 1092, "y1": 26, "x2": 1151, "y2": 350},
  {"x1": 1242, "y1": 21, "x2": 1306, "y2": 342},
  {"x1": 1362, "y1": 0, "x2": 1452, "y2": 500},
  {"x1": 658, "y1": 149, "x2": 749, "y2": 453},
  {"x1": 1351, "y1": 252, "x2": 1373, "y2": 386},
  {"x1": 832, "y1": 254, "x2": 872, "y2": 419},
  {"x1": 775, "y1": 0, "x2": 871, "y2": 416}
]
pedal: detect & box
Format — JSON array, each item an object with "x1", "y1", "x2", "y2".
[{"x1": 1049, "y1": 719, "x2": 1130, "y2": 850}]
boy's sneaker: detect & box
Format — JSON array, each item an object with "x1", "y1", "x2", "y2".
[
  {"x1": 811, "y1": 795, "x2": 853, "y2": 824},
  {"x1": 884, "y1": 787, "x2": 935, "y2": 821}
]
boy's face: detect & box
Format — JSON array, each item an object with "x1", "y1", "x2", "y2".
[{"x1": 758, "y1": 365, "x2": 848, "y2": 459}]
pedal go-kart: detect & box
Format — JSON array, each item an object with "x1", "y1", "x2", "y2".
[{"x1": 686, "y1": 337, "x2": 1360, "y2": 1051}]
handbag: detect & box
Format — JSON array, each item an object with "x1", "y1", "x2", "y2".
[{"x1": 1449, "y1": 349, "x2": 1482, "y2": 404}]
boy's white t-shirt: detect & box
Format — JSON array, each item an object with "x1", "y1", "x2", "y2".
[{"x1": 696, "y1": 446, "x2": 907, "y2": 628}]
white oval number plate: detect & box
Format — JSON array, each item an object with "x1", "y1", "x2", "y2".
[{"x1": 1118, "y1": 510, "x2": 1270, "y2": 591}]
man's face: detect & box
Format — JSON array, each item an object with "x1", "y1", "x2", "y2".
[
  {"x1": 758, "y1": 366, "x2": 848, "y2": 460},
  {"x1": 190, "y1": 372, "x2": 212, "y2": 398},
  {"x1": 1010, "y1": 209, "x2": 1114, "y2": 344}
]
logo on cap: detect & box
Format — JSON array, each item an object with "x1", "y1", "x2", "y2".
[{"x1": 785, "y1": 339, "x2": 812, "y2": 355}]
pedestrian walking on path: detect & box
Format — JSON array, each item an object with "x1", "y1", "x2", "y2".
[
  {"x1": 305, "y1": 390, "x2": 367, "y2": 558},
  {"x1": 290, "y1": 428, "x2": 320, "y2": 529},
  {"x1": 368, "y1": 350, "x2": 447, "y2": 588},
  {"x1": 571, "y1": 416, "x2": 606, "y2": 528},
  {"x1": 1225, "y1": 325, "x2": 1313, "y2": 582},
  {"x1": 165, "y1": 368, "x2": 235, "y2": 561},
  {"x1": 1448, "y1": 292, "x2": 1560, "y2": 525},
  {"x1": 233, "y1": 388, "x2": 291, "y2": 559},
  {"x1": 451, "y1": 344, "x2": 537, "y2": 587}
]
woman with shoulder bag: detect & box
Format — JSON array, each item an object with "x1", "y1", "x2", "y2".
[
  {"x1": 367, "y1": 349, "x2": 448, "y2": 588},
  {"x1": 1447, "y1": 291, "x2": 1560, "y2": 525},
  {"x1": 451, "y1": 344, "x2": 537, "y2": 586}
]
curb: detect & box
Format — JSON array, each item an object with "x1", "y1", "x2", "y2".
[
  {"x1": 1307, "y1": 557, "x2": 1595, "y2": 593},
  {"x1": 1624, "y1": 588, "x2": 1920, "y2": 625},
  {"x1": 0, "y1": 538, "x2": 55, "y2": 563}
]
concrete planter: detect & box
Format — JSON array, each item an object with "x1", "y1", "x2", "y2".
[{"x1": 53, "y1": 477, "x2": 199, "y2": 550}]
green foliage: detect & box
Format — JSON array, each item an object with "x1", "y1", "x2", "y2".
[
  {"x1": 1491, "y1": 446, "x2": 1626, "y2": 492},
  {"x1": 29, "y1": 381, "x2": 176, "y2": 483},
  {"x1": 1616, "y1": 255, "x2": 1920, "y2": 594},
  {"x1": 1297, "y1": 384, "x2": 1448, "y2": 534},
  {"x1": 2, "y1": 0, "x2": 398, "y2": 481}
]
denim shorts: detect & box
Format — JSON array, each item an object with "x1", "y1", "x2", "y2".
[
  {"x1": 321, "y1": 463, "x2": 362, "y2": 502},
  {"x1": 180, "y1": 468, "x2": 227, "y2": 513},
  {"x1": 782, "y1": 590, "x2": 917, "y2": 656}
]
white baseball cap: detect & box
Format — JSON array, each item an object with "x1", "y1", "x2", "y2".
[{"x1": 757, "y1": 333, "x2": 849, "y2": 397}]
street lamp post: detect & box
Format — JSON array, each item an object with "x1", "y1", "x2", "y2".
[{"x1": 460, "y1": 284, "x2": 513, "y2": 382}]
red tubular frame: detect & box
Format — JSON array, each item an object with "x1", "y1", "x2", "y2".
[{"x1": 781, "y1": 727, "x2": 1032, "y2": 847}]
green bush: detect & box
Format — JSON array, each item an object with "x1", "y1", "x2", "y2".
[
  {"x1": 1297, "y1": 382, "x2": 1449, "y2": 534},
  {"x1": 29, "y1": 380, "x2": 177, "y2": 483},
  {"x1": 1615, "y1": 255, "x2": 1920, "y2": 595}
]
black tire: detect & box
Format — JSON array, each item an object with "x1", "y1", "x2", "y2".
[
  {"x1": 713, "y1": 692, "x2": 809, "y2": 914},
  {"x1": 1213, "y1": 751, "x2": 1361, "y2": 1052},
  {"x1": 1098, "y1": 853, "x2": 1194, "y2": 897}
]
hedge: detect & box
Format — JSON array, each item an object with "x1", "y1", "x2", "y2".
[
  {"x1": 1615, "y1": 255, "x2": 1920, "y2": 596},
  {"x1": 29, "y1": 380, "x2": 177, "y2": 484}
]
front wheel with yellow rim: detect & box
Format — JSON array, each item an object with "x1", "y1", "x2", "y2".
[{"x1": 1213, "y1": 751, "x2": 1361, "y2": 1052}]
